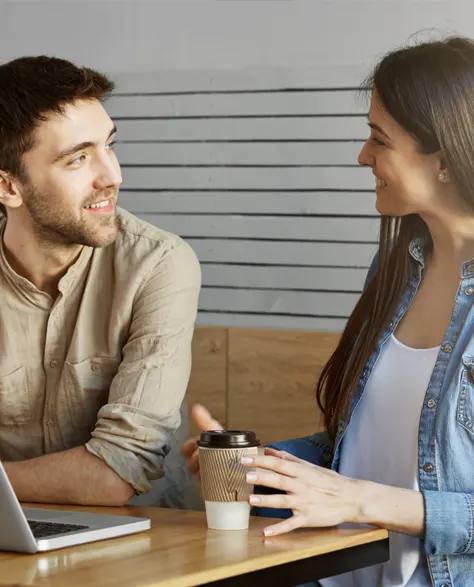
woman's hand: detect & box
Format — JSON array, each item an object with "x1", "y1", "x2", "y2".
[
  {"x1": 242, "y1": 453, "x2": 362, "y2": 536},
  {"x1": 242, "y1": 452, "x2": 425, "y2": 538}
]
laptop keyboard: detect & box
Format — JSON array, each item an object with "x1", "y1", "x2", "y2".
[{"x1": 27, "y1": 520, "x2": 90, "y2": 539}]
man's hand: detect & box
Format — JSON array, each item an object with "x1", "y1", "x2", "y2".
[{"x1": 181, "y1": 404, "x2": 223, "y2": 477}]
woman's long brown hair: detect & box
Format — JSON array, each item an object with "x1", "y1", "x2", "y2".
[{"x1": 317, "y1": 36, "x2": 474, "y2": 440}]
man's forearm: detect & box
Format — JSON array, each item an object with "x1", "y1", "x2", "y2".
[{"x1": 4, "y1": 446, "x2": 135, "y2": 506}]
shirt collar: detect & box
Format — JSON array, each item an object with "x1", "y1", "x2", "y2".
[
  {"x1": 408, "y1": 235, "x2": 428, "y2": 265},
  {"x1": 0, "y1": 216, "x2": 94, "y2": 299},
  {"x1": 409, "y1": 234, "x2": 474, "y2": 280}
]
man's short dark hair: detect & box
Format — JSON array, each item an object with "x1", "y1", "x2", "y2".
[{"x1": 0, "y1": 55, "x2": 115, "y2": 215}]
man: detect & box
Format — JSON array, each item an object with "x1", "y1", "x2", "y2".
[{"x1": 0, "y1": 55, "x2": 201, "y2": 507}]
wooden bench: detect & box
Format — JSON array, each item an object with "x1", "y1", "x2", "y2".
[{"x1": 187, "y1": 327, "x2": 340, "y2": 445}]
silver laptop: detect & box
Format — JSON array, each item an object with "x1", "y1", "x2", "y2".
[{"x1": 0, "y1": 461, "x2": 151, "y2": 553}]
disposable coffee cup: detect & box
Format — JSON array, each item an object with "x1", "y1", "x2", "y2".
[{"x1": 198, "y1": 430, "x2": 260, "y2": 530}]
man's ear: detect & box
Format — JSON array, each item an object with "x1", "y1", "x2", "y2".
[{"x1": 0, "y1": 170, "x2": 23, "y2": 210}]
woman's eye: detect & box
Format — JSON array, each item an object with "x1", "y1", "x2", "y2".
[
  {"x1": 106, "y1": 141, "x2": 116, "y2": 151},
  {"x1": 371, "y1": 137, "x2": 385, "y2": 146}
]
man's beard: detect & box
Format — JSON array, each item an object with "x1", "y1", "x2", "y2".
[{"x1": 22, "y1": 182, "x2": 119, "y2": 249}]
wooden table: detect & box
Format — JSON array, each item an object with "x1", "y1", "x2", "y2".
[{"x1": 0, "y1": 505, "x2": 389, "y2": 587}]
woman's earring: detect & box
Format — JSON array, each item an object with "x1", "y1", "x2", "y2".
[{"x1": 438, "y1": 172, "x2": 449, "y2": 181}]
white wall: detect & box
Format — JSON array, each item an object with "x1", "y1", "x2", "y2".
[
  {"x1": 2, "y1": 0, "x2": 474, "y2": 331},
  {"x1": 2, "y1": 0, "x2": 474, "y2": 74}
]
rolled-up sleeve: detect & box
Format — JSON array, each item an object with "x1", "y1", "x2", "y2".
[
  {"x1": 85, "y1": 240, "x2": 201, "y2": 494},
  {"x1": 423, "y1": 490, "x2": 474, "y2": 555}
]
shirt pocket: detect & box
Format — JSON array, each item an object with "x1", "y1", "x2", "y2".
[
  {"x1": 457, "y1": 356, "x2": 474, "y2": 434},
  {"x1": 63, "y1": 357, "x2": 120, "y2": 429},
  {"x1": 0, "y1": 366, "x2": 32, "y2": 427}
]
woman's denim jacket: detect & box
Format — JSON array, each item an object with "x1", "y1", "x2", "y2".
[{"x1": 256, "y1": 239, "x2": 474, "y2": 587}]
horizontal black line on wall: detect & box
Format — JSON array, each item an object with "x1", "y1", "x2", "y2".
[
  {"x1": 201, "y1": 285, "x2": 362, "y2": 294},
  {"x1": 120, "y1": 188, "x2": 373, "y2": 193},
  {"x1": 120, "y1": 164, "x2": 362, "y2": 169},
  {"x1": 134, "y1": 212, "x2": 379, "y2": 219},
  {"x1": 113, "y1": 114, "x2": 367, "y2": 121},
  {"x1": 112, "y1": 87, "x2": 363, "y2": 97},
  {"x1": 198, "y1": 309, "x2": 351, "y2": 319},
  {"x1": 180, "y1": 236, "x2": 378, "y2": 244},
  {"x1": 115, "y1": 139, "x2": 367, "y2": 144},
  {"x1": 200, "y1": 261, "x2": 371, "y2": 269},
  {"x1": 120, "y1": 188, "x2": 375, "y2": 194},
  {"x1": 121, "y1": 188, "x2": 374, "y2": 194}
]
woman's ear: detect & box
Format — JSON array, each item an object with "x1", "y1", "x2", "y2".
[{"x1": 436, "y1": 154, "x2": 450, "y2": 183}]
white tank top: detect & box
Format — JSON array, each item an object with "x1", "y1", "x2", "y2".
[{"x1": 320, "y1": 334, "x2": 439, "y2": 587}]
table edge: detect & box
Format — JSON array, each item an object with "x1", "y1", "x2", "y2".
[{"x1": 143, "y1": 528, "x2": 389, "y2": 587}]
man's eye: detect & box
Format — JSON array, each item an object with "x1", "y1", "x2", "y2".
[
  {"x1": 106, "y1": 141, "x2": 116, "y2": 151},
  {"x1": 70, "y1": 154, "x2": 86, "y2": 165}
]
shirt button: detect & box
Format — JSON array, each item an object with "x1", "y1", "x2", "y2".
[
  {"x1": 91, "y1": 363, "x2": 101, "y2": 373},
  {"x1": 443, "y1": 343, "x2": 452, "y2": 353},
  {"x1": 49, "y1": 360, "x2": 58, "y2": 369},
  {"x1": 466, "y1": 287, "x2": 474, "y2": 296},
  {"x1": 427, "y1": 399, "x2": 436, "y2": 408},
  {"x1": 423, "y1": 463, "x2": 434, "y2": 473},
  {"x1": 469, "y1": 264, "x2": 474, "y2": 273}
]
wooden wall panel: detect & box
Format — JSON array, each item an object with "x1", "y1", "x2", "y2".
[
  {"x1": 199, "y1": 289, "x2": 358, "y2": 318},
  {"x1": 186, "y1": 327, "x2": 228, "y2": 436},
  {"x1": 135, "y1": 214, "x2": 378, "y2": 242},
  {"x1": 189, "y1": 239, "x2": 376, "y2": 268},
  {"x1": 117, "y1": 116, "x2": 367, "y2": 142},
  {"x1": 122, "y1": 167, "x2": 373, "y2": 191},
  {"x1": 115, "y1": 143, "x2": 364, "y2": 168},
  {"x1": 196, "y1": 313, "x2": 347, "y2": 333},
  {"x1": 108, "y1": 90, "x2": 364, "y2": 118},
  {"x1": 227, "y1": 328, "x2": 339, "y2": 445},
  {"x1": 118, "y1": 190, "x2": 374, "y2": 216}
]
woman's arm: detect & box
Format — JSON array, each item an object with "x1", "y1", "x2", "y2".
[
  {"x1": 357, "y1": 480, "x2": 424, "y2": 536},
  {"x1": 244, "y1": 453, "x2": 473, "y2": 554}
]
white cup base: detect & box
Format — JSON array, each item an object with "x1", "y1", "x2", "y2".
[{"x1": 205, "y1": 501, "x2": 251, "y2": 530}]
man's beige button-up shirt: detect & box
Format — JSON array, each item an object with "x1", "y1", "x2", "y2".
[{"x1": 0, "y1": 208, "x2": 201, "y2": 494}]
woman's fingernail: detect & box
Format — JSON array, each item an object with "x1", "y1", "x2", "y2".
[
  {"x1": 246, "y1": 473, "x2": 257, "y2": 482},
  {"x1": 241, "y1": 457, "x2": 254, "y2": 464},
  {"x1": 249, "y1": 495, "x2": 261, "y2": 504},
  {"x1": 264, "y1": 528, "x2": 273, "y2": 537}
]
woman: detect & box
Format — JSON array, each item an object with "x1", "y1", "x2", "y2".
[{"x1": 183, "y1": 36, "x2": 474, "y2": 586}]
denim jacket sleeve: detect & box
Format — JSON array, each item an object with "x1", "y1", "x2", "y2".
[
  {"x1": 422, "y1": 490, "x2": 474, "y2": 555},
  {"x1": 253, "y1": 431, "x2": 334, "y2": 518},
  {"x1": 267, "y1": 430, "x2": 334, "y2": 467}
]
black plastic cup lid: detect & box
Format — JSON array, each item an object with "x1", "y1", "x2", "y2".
[{"x1": 197, "y1": 430, "x2": 260, "y2": 449}]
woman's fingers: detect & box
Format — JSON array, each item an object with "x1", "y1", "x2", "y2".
[
  {"x1": 264, "y1": 448, "x2": 309, "y2": 465},
  {"x1": 249, "y1": 492, "x2": 297, "y2": 509},
  {"x1": 246, "y1": 469, "x2": 298, "y2": 493},
  {"x1": 243, "y1": 454, "x2": 304, "y2": 478},
  {"x1": 263, "y1": 514, "x2": 305, "y2": 537}
]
